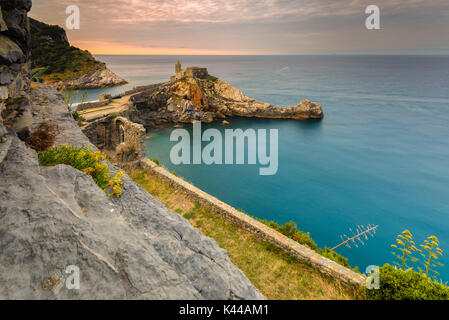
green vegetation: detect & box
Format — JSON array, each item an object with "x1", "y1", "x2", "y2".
[
  {"x1": 391, "y1": 230, "x2": 445, "y2": 279},
  {"x1": 125, "y1": 168, "x2": 360, "y2": 300},
  {"x1": 255, "y1": 218, "x2": 357, "y2": 271},
  {"x1": 60, "y1": 88, "x2": 87, "y2": 109},
  {"x1": 318, "y1": 248, "x2": 355, "y2": 270},
  {"x1": 30, "y1": 18, "x2": 104, "y2": 83},
  {"x1": 149, "y1": 158, "x2": 160, "y2": 165},
  {"x1": 391, "y1": 229, "x2": 420, "y2": 270},
  {"x1": 256, "y1": 219, "x2": 317, "y2": 250},
  {"x1": 39, "y1": 145, "x2": 123, "y2": 198},
  {"x1": 31, "y1": 67, "x2": 48, "y2": 83},
  {"x1": 72, "y1": 111, "x2": 86, "y2": 122},
  {"x1": 72, "y1": 111, "x2": 86, "y2": 127},
  {"x1": 171, "y1": 170, "x2": 181, "y2": 178},
  {"x1": 367, "y1": 264, "x2": 449, "y2": 300},
  {"x1": 418, "y1": 236, "x2": 444, "y2": 279},
  {"x1": 107, "y1": 112, "x2": 119, "y2": 119},
  {"x1": 366, "y1": 230, "x2": 448, "y2": 300}
]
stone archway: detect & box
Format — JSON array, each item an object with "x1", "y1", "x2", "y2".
[
  {"x1": 115, "y1": 119, "x2": 126, "y2": 145},
  {"x1": 119, "y1": 124, "x2": 125, "y2": 144}
]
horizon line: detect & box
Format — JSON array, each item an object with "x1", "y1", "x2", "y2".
[{"x1": 92, "y1": 53, "x2": 449, "y2": 56}]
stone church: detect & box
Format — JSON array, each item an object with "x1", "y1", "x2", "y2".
[{"x1": 170, "y1": 60, "x2": 209, "y2": 81}]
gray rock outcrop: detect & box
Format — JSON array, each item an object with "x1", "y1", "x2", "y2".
[
  {"x1": 0, "y1": 84, "x2": 264, "y2": 300},
  {"x1": 0, "y1": 0, "x2": 32, "y2": 139},
  {"x1": 0, "y1": 1, "x2": 264, "y2": 300}
]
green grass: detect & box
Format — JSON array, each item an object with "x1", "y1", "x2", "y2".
[{"x1": 126, "y1": 167, "x2": 362, "y2": 300}]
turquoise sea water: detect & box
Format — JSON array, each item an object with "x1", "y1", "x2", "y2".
[{"x1": 93, "y1": 55, "x2": 449, "y2": 279}]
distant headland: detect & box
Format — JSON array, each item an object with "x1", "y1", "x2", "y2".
[{"x1": 29, "y1": 18, "x2": 127, "y2": 90}]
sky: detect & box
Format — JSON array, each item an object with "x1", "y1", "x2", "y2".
[{"x1": 30, "y1": 0, "x2": 449, "y2": 55}]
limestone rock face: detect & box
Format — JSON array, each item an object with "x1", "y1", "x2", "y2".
[
  {"x1": 0, "y1": 3, "x2": 263, "y2": 300},
  {"x1": 0, "y1": 84, "x2": 265, "y2": 300},
  {"x1": 127, "y1": 73, "x2": 323, "y2": 127},
  {"x1": 0, "y1": 0, "x2": 32, "y2": 138}
]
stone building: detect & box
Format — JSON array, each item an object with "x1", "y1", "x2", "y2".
[
  {"x1": 170, "y1": 60, "x2": 208, "y2": 81},
  {"x1": 82, "y1": 116, "x2": 146, "y2": 162}
]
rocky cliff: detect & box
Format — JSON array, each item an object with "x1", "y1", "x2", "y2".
[
  {"x1": 0, "y1": 0, "x2": 32, "y2": 139},
  {"x1": 128, "y1": 74, "x2": 323, "y2": 127},
  {"x1": 0, "y1": 1, "x2": 263, "y2": 300},
  {"x1": 29, "y1": 17, "x2": 127, "y2": 90}
]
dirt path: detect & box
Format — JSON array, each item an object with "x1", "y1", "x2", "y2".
[{"x1": 79, "y1": 95, "x2": 132, "y2": 121}]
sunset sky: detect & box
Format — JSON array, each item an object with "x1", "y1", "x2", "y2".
[{"x1": 30, "y1": 0, "x2": 449, "y2": 55}]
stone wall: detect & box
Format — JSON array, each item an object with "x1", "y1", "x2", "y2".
[
  {"x1": 139, "y1": 158, "x2": 367, "y2": 288},
  {"x1": 82, "y1": 116, "x2": 146, "y2": 161},
  {"x1": 0, "y1": 0, "x2": 33, "y2": 139},
  {"x1": 76, "y1": 94, "x2": 112, "y2": 112},
  {"x1": 171, "y1": 67, "x2": 209, "y2": 81},
  {"x1": 184, "y1": 67, "x2": 208, "y2": 79}
]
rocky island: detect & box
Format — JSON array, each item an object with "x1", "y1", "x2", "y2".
[
  {"x1": 77, "y1": 60, "x2": 323, "y2": 128},
  {"x1": 126, "y1": 60, "x2": 323, "y2": 127}
]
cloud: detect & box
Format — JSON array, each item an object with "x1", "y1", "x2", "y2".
[
  {"x1": 30, "y1": 0, "x2": 449, "y2": 55},
  {"x1": 34, "y1": 0, "x2": 449, "y2": 24}
]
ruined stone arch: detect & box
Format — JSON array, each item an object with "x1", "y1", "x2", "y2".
[{"x1": 115, "y1": 119, "x2": 126, "y2": 144}]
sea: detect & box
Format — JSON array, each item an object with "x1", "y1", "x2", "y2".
[{"x1": 84, "y1": 55, "x2": 449, "y2": 280}]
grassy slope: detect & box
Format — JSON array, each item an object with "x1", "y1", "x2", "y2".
[
  {"x1": 30, "y1": 18, "x2": 104, "y2": 83},
  {"x1": 126, "y1": 168, "x2": 363, "y2": 300}
]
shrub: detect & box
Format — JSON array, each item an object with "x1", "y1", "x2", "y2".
[
  {"x1": 257, "y1": 219, "x2": 318, "y2": 251},
  {"x1": 318, "y1": 248, "x2": 357, "y2": 271},
  {"x1": 31, "y1": 67, "x2": 48, "y2": 83},
  {"x1": 72, "y1": 111, "x2": 86, "y2": 122},
  {"x1": 60, "y1": 88, "x2": 87, "y2": 109},
  {"x1": 171, "y1": 170, "x2": 181, "y2": 178},
  {"x1": 390, "y1": 230, "x2": 445, "y2": 281},
  {"x1": 418, "y1": 235, "x2": 444, "y2": 279},
  {"x1": 184, "y1": 211, "x2": 197, "y2": 219},
  {"x1": 391, "y1": 229, "x2": 420, "y2": 270},
  {"x1": 150, "y1": 158, "x2": 160, "y2": 165},
  {"x1": 38, "y1": 145, "x2": 123, "y2": 197},
  {"x1": 25, "y1": 124, "x2": 58, "y2": 152},
  {"x1": 254, "y1": 218, "x2": 359, "y2": 270},
  {"x1": 367, "y1": 264, "x2": 449, "y2": 300}
]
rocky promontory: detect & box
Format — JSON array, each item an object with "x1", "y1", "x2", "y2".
[
  {"x1": 48, "y1": 65, "x2": 127, "y2": 90},
  {"x1": 126, "y1": 62, "x2": 323, "y2": 127},
  {"x1": 29, "y1": 17, "x2": 127, "y2": 90}
]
